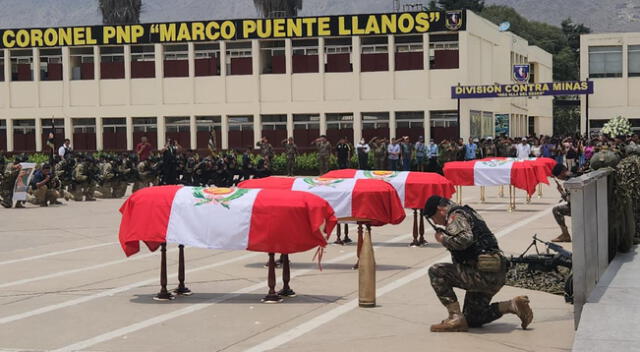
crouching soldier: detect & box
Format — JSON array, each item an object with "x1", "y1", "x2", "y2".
[
  {"x1": 423, "y1": 195, "x2": 533, "y2": 332},
  {"x1": 30, "y1": 164, "x2": 60, "y2": 206}
]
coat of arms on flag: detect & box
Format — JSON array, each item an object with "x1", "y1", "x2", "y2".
[
  {"x1": 362, "y1": 170, "x2": 399, "y2": 180},
  {"x1": 192, "y1": 187, "x2": 249, "y2": 208},
  {"x1": 445, "y1": 10, "x2": 463, "y2": 31},
  {"x1": 513, "y1": 64, "x2": 530, "y2": 83},
  {"x1": 301, "y1": 177, "x2": 345, "y2": 188}
]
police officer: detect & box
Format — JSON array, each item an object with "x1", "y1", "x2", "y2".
[
  {"x1": 370, "y1": 137, "x2": 387, "y2": 170},
  {"x1": 256, "y1": 137, "x2": 274, "y2": 169},
  {"x1": 335, "y1": 137, "x2": 351, "y2": 170},
  {"x1": 551, "y1": 164, "x2": 572, "y2": 242},
  {"x1": 282, "y1": 137, "x2": 298, "y2": 176},
  {"x1": 312, "y1": 135, "x2": 332, "y2": 175},
  {"x1": 423, "y1": 195, "x2": 533, "y2": 332}
]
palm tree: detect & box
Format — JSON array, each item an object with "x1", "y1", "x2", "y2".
[
  {"x1": 99, "y1": 0, "x2": 142, "y2": 25},
  {"x1": 253, "y1": 0, "x2": 302, "y2": 18}
]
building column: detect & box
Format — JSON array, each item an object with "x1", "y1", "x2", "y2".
[
  {"x1": 424, "y1": 110, "x2": 431, "y2": 142},
  {"x1": 352, "y1": 36, "x2": 362, "y2": 100},
  {"x1": 422, "y1": 33, "x2": 431, "y2": 98},
  {"x1": 285, "y1": 39, "x2": 293, "y2": 75},
  {"x1": 3, "y1": 50, "x2": 10, "y2": 83},
  {"x1": 157, "y1": 116, "x2": 166, "y2": 148},
  {"x1": 220, "y1": 42, "x2": 227, "y2": 77},
  {"x1": 124, "y1": 45, "x2": 131, "y2": 79},
  {"x1": 6, "y1": 119, "x2": 13, "y2": 152},
  {"x1": 189, "y1": 115, "x2": 197, "y2": 150},
  {"x1": 320, "y1": 112, "x2": 327, "y2": 136},
  {"x1": 35, "y1": 118, "x2": 43, "y2": 152},
  {"x1": 64, "y1": 116, "x2": 72, "y2": 143},
  {"x1": 32, "y1": 48, "x2": 41, "y2": 82},
  {"x1": 388, "y1": 35, "x2": 395, "y2": 72},
  {"x1": 353, "y1": 111, "x2": 362, "y2": 144},
  {"x1": 93, "y1": 46, "x2": 101, "y2": 80},
  {"x1": 221, "y1": 115, "x2": 229, "y2": 150},
  {"x1": 253, "y1": 114, "x2": 261, "y2": 146},
  {"x1": 252, "y1": 40, "x2": 260, "y2": 77},
  {"x1": 287, "y1": 113, "x2": 294, "y2": 138},
  {"x1": 188, "y1": 43, "x2": 195, "y2": 78},
  {"x1": 126, "y1": 116, "x2": 133, "y2": 150},
  {"x1": 95, "y1": 117, "x2": 103, "y2": 151},
  {"x1": 389, "y1": 111, "x2": 396, "y2": 140}
]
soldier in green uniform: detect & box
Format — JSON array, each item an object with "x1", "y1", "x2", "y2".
[
  {"x1": 370, "y1": 137, "x2": 387, "y2": 170},
  {"x1": 30, "y1": 164, "x2": 60, "y2": 206},
  {"x1": 256, "y1": 137, "x2": 274, "y2": 169},
  {"x1": 482, "y1": 138, "x2": 497, "y2": 158},
  {"x1": 133, "y1": 157, "x2": 155, "y2": 192},
  {"x1": 423, "y1": 195, "x2": 533, "y2": 332},
  {"x1": 312, "y1": 135, "x2": 332, "y2": 175},
  {"x1": 97, "y1": 156, "x2": 115, "y2": 198},
  {"x1": 282, "y1": 137, "x2": 298, "y2": 176},
  {"x1": 72, "y1": 155, "x2": 97, "y2": 201},
  {"x1": 1, "y1": 160, "x2": 23, "y2": 208},
  {"x1": 112, "y1": 154, "x2": 132, "y2": 198}
]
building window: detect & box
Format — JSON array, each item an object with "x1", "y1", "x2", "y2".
[
  {"x1": 529, "y1": 63, "x2": 536, "y2": 83},
  {"x1": 40, "y1": 118, "x2": 65, "y2": 152},
  {"x1": 227, "y1": 42, "x2": 253, "y2": 75},
  {"x1": 396, "y1": 111, "x2": 424, "y2": 142},
  {"x1": 39, "y1": 48, "x2": 63, "y2": 81},
  {"x1": 589, "y1": 46, "x2": 622, "y2": 78},
  {"x1": 0, "y1": 58, "x2": 4, "y2": 82},
  {"x1": 361, "y1": 36, "x2": 388, "y2": 72},
  {"x1": 482, "y1": 112, "x2": 494, "y2": 138},
  {"x1": 261, "y1": 115, "x2": 288, "y2": 148},
  {"x1": 260, "y1": 40, "x2": 286, "y2": 74},
  {"x1": 165, "y1": 116, "x2": 191, "y2": 148},
  {"x1": 194, "y1": 43, "x2": 220, "y2": 76},
  {"x1": 0, "y1": 120, "x2": 6, "y2": 151},
  {"x1": 131, "y1": 45, "x2": 156, "y2": 79},
  {"x1": 293, "y1": 114, "x2": 320, "y2": 147},
  {"x1": 100, "y1": 46, "x2": 125, "y2": 79},
  {"x1": 133, "y1": 117, "x2": 158, "y2": 148},
  {"x1": 470, "y1": 110, "x2": 482, "y2": 139},
  {"x1": 629, "y1": 45, "x2": 640, "y2": 77},
  {"x1": 429, "y1": 34, "x2": 459, "y2": 70},
  {"x1": 70, "y1": 47, "x2": 94, "y2": 80},
  {"x1": 325, "y1": 37, "x2": 352, "y2": 73},
  {"x1": 228, "y1": 115, "x2": 254, "y2": 149},
  {"x1": 430, "y1": 110, "x2": 459, "y2": 142},
  {"x1": 362, "y1": 112, "x2": 389, "y2": 141},
  {"x1": 326, "y1": 113, "x2": 354, "y2": 144},
  {"x1": 10, "y1": 50, "x2": 33, "y2": 81},
  {"x1": 395, "y1": 35, "x2": 424, "y2": 71},
  {"x1": 292, "y1": 39, "x2": 319, "y2": 73},
  {"x1": 72, "y1": 118, "x2": 96, "y2": 151},
  {"x1": 196, "y1": 116, "x2": 221, "y2": 151},
  {"x1": 13, "y1": 119, "x2": 36, "y2": 152},
  {"x1": 164, "y1": 44, "x2": 188, "y2": 78}
]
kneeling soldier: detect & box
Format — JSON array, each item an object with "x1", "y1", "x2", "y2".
[{"x1": 423, "y1": 195, "x2": 533, "y2": 332}]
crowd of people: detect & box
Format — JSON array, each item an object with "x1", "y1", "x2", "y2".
[{"x1": 1, "y1": 132, "x2": 638, "y2": 209}]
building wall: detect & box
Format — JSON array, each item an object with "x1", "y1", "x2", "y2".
[
  {"x1": 580, "y1": 32, "x2": 640, "y2": 133},
  {"x1": 0, "y1": 11, "x2": 552, "y2": 153}
]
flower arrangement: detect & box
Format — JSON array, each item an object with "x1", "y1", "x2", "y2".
[{"x1": 601, "y1": 115, "x2": 633, "y2": 137}]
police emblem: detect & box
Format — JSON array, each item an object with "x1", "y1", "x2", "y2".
[
  {"x1": 445, "y1": 10, "x2": 463, "y2": 31},
  {"x1": 302, "y1": 177, "x2": 345, "y2": 188},
  {"x1": 363, "y1": 170, "x2": 399, "y2": 180},
  {"x1": 513, "y1": 64, "x2": 530, "y2": 83},
  {"x1": 192, "y1": 187, "x2": 249, "y2": 208}
]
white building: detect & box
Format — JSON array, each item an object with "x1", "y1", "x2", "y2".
[
  {"x1": 580, "y1": 32, "x2": 640, "y2": 133},
  {"x1": 0, "y1": 10, "x2": 552, "y2": 153}
]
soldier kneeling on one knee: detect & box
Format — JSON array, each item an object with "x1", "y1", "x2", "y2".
[
  {"x1": 423, "y1": 195, "x2": 533, "y2": 332},
  {"x1": 30, "y1": 164, "x2": 60, "y2": 207}
]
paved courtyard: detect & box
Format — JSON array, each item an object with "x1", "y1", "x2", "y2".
[{"x1": 0, "y1": 184, "x2": 574, "y2": 351}]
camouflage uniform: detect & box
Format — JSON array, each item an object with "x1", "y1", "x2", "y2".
[
  {"x1": 31, "y1": 172, "x2": 59, "y2": 206},
  {"x1": 370, "y1": 139, "x2": 387, "y2": 170},
  {"x1": 133, "y1": 160, "x2": 154, "y2": 192},
  {"x1": 72, "y1": 161, "x2": 96, "y2": 201},
  {"x1": 112, "y1": 159, "x2": 131, "y2": 198},
  {"x1": 1, "y1": 163, "x2": 21, "y2": 208},
  {"x1": 314, "y1": 140, "x2": 332, "y2": 175},
  {"x1": 283, "y1": 141, "x2": 298, "y2": 176},
  {"x1": 257, "y1": 141, "x2": 274, "y2": 168},
  {"x1": 428, "y1": 204, "x2": 508, "y2": 327},
  {"x1": 97, "y1": 160, "x2": 115, "y2": 198}
]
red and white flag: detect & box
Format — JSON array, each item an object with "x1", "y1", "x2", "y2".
[
  {"x1": 118, "y1": 186, "x2": 337, "y2": 257},
  {"x1": 238, "y1": 177, "x2": 405, "y2": 226},
  {"x1": 321, "y1": 169, "x2": 455, "y2": 209},
  {"x1": 443, "y1": 158, "x2": 555, "y2": 196}
]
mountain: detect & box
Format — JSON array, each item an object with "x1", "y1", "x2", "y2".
[{"x1": 0, "y1": 0, "x2": 637, "y2": 33}]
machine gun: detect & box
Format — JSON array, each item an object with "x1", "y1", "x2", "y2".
[{"x1": 509, "y1": 234, "x2": 573, "y2": 303}]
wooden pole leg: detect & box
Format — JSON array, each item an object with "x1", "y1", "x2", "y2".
[
  {"x1": 480, "y1": 186, "x2": 486, "y2": 203},
  {"x1": 353, "y1": 223, "x2": 364, "y2": 270},
  {"x1": 358, "y1": 226, "x2": 376, "y2": 308},
  {"x1": 410, "y1": 209, "x2": 419, "y2": 247},
  {"x1": 262, "y1": 253, "x2": 283, "y2": 304},
  {"x1": 343, "y1": 224, "x2": 352, "y2": 244},
  {"x1": 154, "y1": 243, "x2": 174, "y2": 301},
  {"x1": 277, "y1": 254, "x2": 296, "y2": 298},
  {"x1": 499, "y1": 185, "x2": 504, "y2": 198},
  {"x1": 334, "y1": 221, "x2": 344, "y2": 245},
  {"x1": 537, "y1": 183, "x2": 543, "y2": 198},
  {"x1": 418, "y1": 210, "x2": 427, "y2": 246},
  {"x1": 173, "y1": 244, "x2": 192, "y2": 296}
]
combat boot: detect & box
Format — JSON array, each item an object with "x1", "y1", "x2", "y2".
[
  {"x1": 552, "y1": 225, "x2": 571, "y2": 243},
  {"x1": 430, "y1": 302, "x2": 468, "y2": 332},
  {"x1": 498, "y1": 296, "x2": 533, "y2": 329}
]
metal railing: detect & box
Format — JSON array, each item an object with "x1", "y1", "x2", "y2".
[{"x1": 564, "y1": 168, "x2": 612, "y2": 327}]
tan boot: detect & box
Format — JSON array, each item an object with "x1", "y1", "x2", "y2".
[
  {"x1": 552, "y1": 225, "x2": 571, "y2": 243},
  {"x1": 499, "y1": 296, "x2": 533, "y2": 329},
  {"x1": 430, "y1": 302, "x2": 469, "y2": 332}
]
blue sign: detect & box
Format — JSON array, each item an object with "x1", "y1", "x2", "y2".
[{"x1": 513, "y1": 64, "x2": 530, "y2": 83}]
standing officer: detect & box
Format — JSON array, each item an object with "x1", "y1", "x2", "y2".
[
  {"x1": 256, "y1": 137, "x2": 274, "y2": 169},
  {"x1": 370, "y1": 137, "x2": 387, "y2": 170},
  {"x1": 336, "y1": 137, "x2": 351, "y2": 169},
  {"x1": 1, "y1": 158, "x2": 23, "y2": 208},
  {"x1": 312, "y1": 135, "x2": 332, "y2": 175},
  {"x1": 282, "y1": 137, "x2": 298, "y2": 176},
  {"x1": 423, "y1": 195, "x2": 533, "y2": 332}
]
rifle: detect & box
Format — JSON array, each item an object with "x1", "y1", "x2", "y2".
[{"x1": 554, "y1": 177, "x2": 569, "y2": 202}]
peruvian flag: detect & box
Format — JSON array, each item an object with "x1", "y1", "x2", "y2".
[
  {"x1": 320, "y1": 169, "x2": 455, "y2": 209},
  {"x1": 238, "y1": 177, "x2": 405, "y2": 226},
  {"x1": 443, "y1": 157, "x2": 556, "y2": 196},
  {"x1": 118, "y1": 186, "x2": 337, "y2": 257}
]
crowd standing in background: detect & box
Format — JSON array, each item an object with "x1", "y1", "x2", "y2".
[{"x1": 1, "y1": 132, "x2": 638, "y2": 209}]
